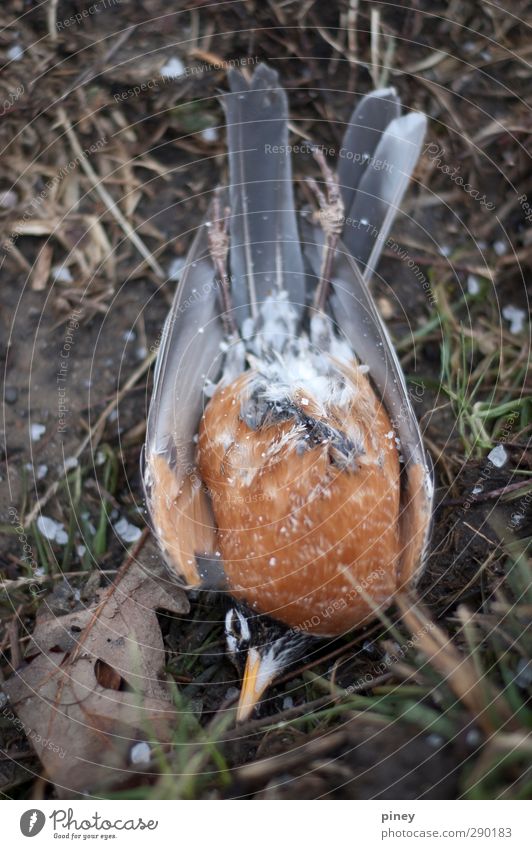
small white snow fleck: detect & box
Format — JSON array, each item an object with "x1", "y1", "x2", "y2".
[
  {"x1": 0, "y1": 189, "x2": 18, "y2": 208},
  {"x1": 52, "y1": 264, "x2": 73, "y2": 283},
  {"x1": 439, "y1": 245, "x2": 452, "y2": 257},
  {"x1": 472, "y1": 485, "x2": 483, "y2": 495},
  {"x1": 160, "y1": 56, "x2": 185, "y2": 78},
  {"x1": 37, "y1": 464, "x2": 48, "y2": 479},
  {"x1": 300, "y1": 397, "x2": 309, "y2": 406},
  {"x1": 37, "y1": 515, "x2": 68, "y2": 545},
  {"x1": 95, "y1": 450, "x2": 106, "y2": 466},
  {"x1": 114, "y1": 517, "x2": 142, "y2": 543},
  {"x1": 55, "y1": 528, "x2": 69, "y2": 545},
  {"x1": 123, "y1": 329, "x2": 136, "y2": 342},
  {"x1": 30, "y1": 423, "x2": 46, "y2": 441},
  {"x1": 64, "y1": 456, "x2": 78, "y2": 471},
  {"x1": 426, "y1": 733, "x2": 444, "y2": 747},
  {"x1": 502, "y1": 304, "x2": 525, "y2": 334},
  {"x1": 7, "y1": 44, "x2": 23, "y2": 61},
  {"x1": 386, "y1": 431, "x2": 394, "y2": 439},
  {"x1": 76, "y1": 545, "x2": 86, "y2": 558},
  {"x1": 282, "y1": 696, "x2": 294, "y2": 710},
  {"x1": 488, "y1": 445, "x2": 508, "y2": 468},
  {"x1": 467, "y1": 275, "x2": 480, "y2": 295},
  {"x1": 130, "y1": 742, "x2": 151, "y2": 765},
  {"x1": 168, "y1": 256, "x2": 186, "y2": 280},
  {"x1": 201, "y1": 127, "x2": 218, "y2": 143},
  {"x1": 493, "y1": 239, "x2": 507, "y2": 256},
  {"x1": 269, "y1": 557, "x2": 277, "y2": 566},
  {"x1": 37, "y1": 516, "x2": 59, "y2": 540}
]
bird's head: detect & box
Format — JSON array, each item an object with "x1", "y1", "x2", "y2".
[{"x1": 224, "y1": 605, "x2": 312, "y2": 722}]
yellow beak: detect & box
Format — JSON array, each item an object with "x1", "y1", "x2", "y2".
[{"x1": 236, "y1": 648, "x2": 275, "y2": 723}]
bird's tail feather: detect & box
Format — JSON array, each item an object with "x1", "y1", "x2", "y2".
[{"x1": 223, "y1": 65, "x2": 306, "y2": 327}]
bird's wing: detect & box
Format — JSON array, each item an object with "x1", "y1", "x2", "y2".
[
  {"x1": 340, "y1": 110, "x2": 427, "y2": 280},
  {"x1": 223, "y1": 64, "x2": 306, "y2": 326},
  {"x1": 337, "y1": 87, "x2": 400, "y2": 215},
  {"x1": 143, "y1": 213, "x2": 224, "y2": 586},
  {"x1": 303, "y1": 227, "x2": 433, "y2": 585}
]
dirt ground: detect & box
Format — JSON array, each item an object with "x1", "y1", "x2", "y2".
[{"x1": 0, "y1": 1, "x2": 530, "y2": 800}]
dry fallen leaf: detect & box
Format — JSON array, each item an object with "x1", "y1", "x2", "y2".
[{"x1": 4, "y1": 563, "x2": 189, "y2": 797}]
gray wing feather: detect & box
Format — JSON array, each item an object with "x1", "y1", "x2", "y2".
[
  {"x1": 145, "y1": 217, "x2": 224, "y2": 469},
  {"x1": 337, "y1": 87, "x2": 400, "y2": 214},
  {"x1": 341, "y1": 112, "x2": 427, "y2": 280},
  {"x1": 223, "y1": 65, "x2": 305, "y2": 325}
]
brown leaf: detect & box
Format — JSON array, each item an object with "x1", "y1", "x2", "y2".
[{"x1": 4, "y1": 564, "x2": 189, "y2": 797}]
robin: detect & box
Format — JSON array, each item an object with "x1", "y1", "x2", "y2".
[{"x1": 143, "y1": 64, "x2": 433, "y2": 722}]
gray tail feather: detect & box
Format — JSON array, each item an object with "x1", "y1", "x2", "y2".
[
  {"x1": 338, "y1": 89, "x2": 427, "y2": 281},
  {"x1": 337, "y1": 88, "x2": 400, "y2": 214},
  {"x1": 223, "y1": 65, "x2": 306, "y2": 327}
]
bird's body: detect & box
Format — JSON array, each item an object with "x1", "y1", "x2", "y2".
[
  {"x1": 143, "y1": 65, "x2": 433, "y2": 720},
  {"x1": 198, "y1": 310, "x2": 400, "y2": 635}
]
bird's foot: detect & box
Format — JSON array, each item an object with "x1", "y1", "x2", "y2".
[
  {"x1": 306, "y1": 148, "x2": 345, "y2": 312},
  {"x1": 208, "y1": 189, "x2": 237, "y2": 336}
]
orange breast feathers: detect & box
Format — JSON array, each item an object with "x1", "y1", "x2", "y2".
[{"x1": 197, "y1": 358, "x2": 401, "y2": 636}]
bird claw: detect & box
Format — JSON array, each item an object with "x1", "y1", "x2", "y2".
[
  {"x1": 208, "y1": 190, "x2": 237, "y2": 336},
  {"x1": 306, "y1": 147, "x2": 345, "y2": 312}
]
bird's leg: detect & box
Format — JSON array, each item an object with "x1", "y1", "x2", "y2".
[
  {"x1": 208, "y1": 190, "x2": 237, "y2": 336},
  {"x1": 306, "y1": 148, "x2": 345, "y2": 312}
]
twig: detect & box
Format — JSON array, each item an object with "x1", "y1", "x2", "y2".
[
  {"x1": 57, "y1": 107, "x2": 164, "y2": 279},
  {"x1": 1, "y1": 570, "x2": 117, "y2": 593}
]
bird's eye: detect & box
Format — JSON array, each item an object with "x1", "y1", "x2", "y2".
[{"x1": 225, "y1": 608, "x2": 251, "y2": 655}]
